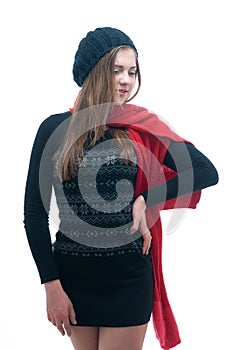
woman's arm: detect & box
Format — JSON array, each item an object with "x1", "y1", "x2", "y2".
[
  {"x1": 141, "y1": 141, "x2": 219, "y2": 207},
  {"x1": 23, "y1": 114, "x2": 68, "y2": 284}
]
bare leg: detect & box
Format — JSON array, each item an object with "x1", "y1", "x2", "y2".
[
  {"x1": 98, "y1": 323, "x2": 148, "y2": 350},
  {"x1": 70, "y1": 326, "x2": 99, "y2": 350}
]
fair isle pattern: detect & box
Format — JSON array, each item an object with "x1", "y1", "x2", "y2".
[{"x1": 52, "y1": 131, "x2": 144, "y2": 256}]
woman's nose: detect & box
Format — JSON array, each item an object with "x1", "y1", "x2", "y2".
[{"x1": 119, "y1": 71, "x2": 130, "y2": 84}]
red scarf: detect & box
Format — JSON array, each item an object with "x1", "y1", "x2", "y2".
[{"x1": 107, "y1": 104, "x2": 201, "y2": 349}]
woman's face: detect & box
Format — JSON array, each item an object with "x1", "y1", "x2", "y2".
[{"x1": 113, "y1": 48, "x2": 137, "y2": 103}]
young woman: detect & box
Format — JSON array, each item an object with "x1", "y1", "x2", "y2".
[{"x1": 24, "y1": 27, "x2": 218, "y2": 350}]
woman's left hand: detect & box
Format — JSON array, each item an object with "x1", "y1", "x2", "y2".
[{"x1": 130, "y1": 195, "x2": 152, "y2": 255}]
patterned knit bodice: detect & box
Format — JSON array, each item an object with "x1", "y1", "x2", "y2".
[{"x1": 52, "y1": 130, "x2": 143, "y2": 256}]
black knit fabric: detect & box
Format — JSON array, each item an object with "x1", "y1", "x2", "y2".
[{"x1": 73, "y1": 27, "x2": 138, "y2": 86}]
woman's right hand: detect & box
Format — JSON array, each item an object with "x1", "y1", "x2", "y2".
[{"x1": 44, "y1": 279, "x2": 77, "y2": 337}]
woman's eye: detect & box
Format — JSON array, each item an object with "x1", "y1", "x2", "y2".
[{"x1": 114, "y1": 69, "x2": 137, "y2": 76}]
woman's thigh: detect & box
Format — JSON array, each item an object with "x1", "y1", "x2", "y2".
[
  {"x1": 70, "y1": 326, "x2": 99, "y2": 350},
  {"x1": 98, "y1": 323, "x2": 148, "y2": 350}
]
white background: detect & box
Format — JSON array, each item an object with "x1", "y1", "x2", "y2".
[{"x1": 0, "y1": 0, "x2": 233, "y2": 349}]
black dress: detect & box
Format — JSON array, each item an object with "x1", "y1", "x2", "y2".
[
  {"x1": 24, "y1": 111, "x2": 217, "y2": 327},
  {"x1": 54, "y1": 245, "x2": 154, "y2": 327},
  {"x1": 51, "y1": 129, "x2": 154, "y2": 327}
]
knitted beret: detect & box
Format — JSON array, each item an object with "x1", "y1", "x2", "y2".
[{"x1": 73, "y1": 27, "x2": 138, "y2": 87}]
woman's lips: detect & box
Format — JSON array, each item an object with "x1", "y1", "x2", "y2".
[{"x1": 119, "y1": 89, "x2": 128, "y2": 96}]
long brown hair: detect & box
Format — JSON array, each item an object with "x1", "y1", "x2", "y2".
[{"x1": 58, "y1": 46, "x2": 141, "y2": 180}]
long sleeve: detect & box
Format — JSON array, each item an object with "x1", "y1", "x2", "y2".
[
  {"x1": 23, "y1": 112, "x2": 70, "y2": 284},
  {"x1": 142, "y1": 141, "x2": 219, "y2": 207}
]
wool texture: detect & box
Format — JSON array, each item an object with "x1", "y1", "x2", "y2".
[{"x1": 72, "y1": 27, "x2": 138, "y2": 87}]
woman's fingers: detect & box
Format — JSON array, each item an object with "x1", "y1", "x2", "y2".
[
  {"x1": 49, "y1": 314, "x2": 70, "y2": 337},
  {"x1": 142, "y1": 230, "x2": 152, "y2": 255},
  {"x1": 63, "y1": 303, "x2": 77, "y2": 337},
  {"x1": 69, "y1": 303, "x2": 77, "y2": 326},
  {"x1": 48, "y1": 304, "x2": 77, "y2": 337},
  {"x1": 61, "y1": 317, "x2": 71, "y2": 337},
  {"x1": 56, "y1": 319, "x2": 66, "y2": 336},
  {"x1": 139, "y1": 213, "x2": 152, "y2": 255}
]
